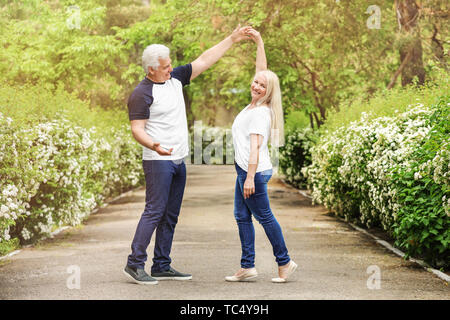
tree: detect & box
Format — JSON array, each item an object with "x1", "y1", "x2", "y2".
[
  {"x1": 392, "y1": 0, "x2": 426, "y2": 87},
  {"x1": 0, "y1": 0, "x2": 151, "y2": 109},
  {"x1": 119, "y1": 0, "x2": 400, "y2": 128},
  {"x1": 207, "y1": 0, "x2": 399, "y2": 128},
  {"x1": 2, "y1": 0, "x2": 446, "y2": 128},
  {"x1": 419, "y1": 0, "x2": 449, "y2": 72}
]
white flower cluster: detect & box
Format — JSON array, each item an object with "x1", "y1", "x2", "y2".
[
  {"x1": 302, "y1": 103, "x2": 449, "y2": 231},
  {"x1": 279, "y1": 127, "x2": 316, "y2": 188},
  {"x1": 0, "y1": 114, "x2": 143, "y2": 245}
]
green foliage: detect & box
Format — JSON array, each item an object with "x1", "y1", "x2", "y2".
[
  {"x1": 116, "y1": 0, "x2": 402, "y2": 126},
  {"x1": 279, "y1": 127, "x2": 317, "y2": 189},
  {"x1": 320, "y1": 71, "x2": 449, "y2": 135},
  {"x1": 391, "y1": 97, "x2": 449, "y2": 268},
  {"x1": 0, "y1": 79, "x2": 129, "y2": 137},
  {"x1": 0, "y1": 83, "x2": 143, "y2": 248},
  {"x1": 0, "y1": 0, "x2": 149, "y2": 110},
  {"x1": 285, "y1": 110, "x2": 311, "y2": 132},
  {"x1": 1, "y1": 0, "x2": 448, "y2": 126},
  {"x1": 214, "y1": 0, "x2": 402, "y2": 125},
  {"x1": 0, "y1": 237, "x2": 19, "y2": 257},
  {"x1": 301, "y1": 79, "x2": 449, "y2": 268}
]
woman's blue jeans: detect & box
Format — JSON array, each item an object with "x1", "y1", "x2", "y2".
[{"x1": 234, "y1": 163, "x2": 290, "y2": 268}]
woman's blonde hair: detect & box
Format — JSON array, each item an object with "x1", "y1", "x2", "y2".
[{"x1": 255, "y1": 70, "x2": 285, "y2": 147}]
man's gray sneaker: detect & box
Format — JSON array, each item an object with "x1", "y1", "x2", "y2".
[
  {"x1": 123, "y1": 265, "x2": 158, "y2": 285},
  {"x1": 151, "y1": 267, "x2": 192, "y2": 281}
]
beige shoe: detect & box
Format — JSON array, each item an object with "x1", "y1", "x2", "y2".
[
  {"x1": 272, "y1": 260, "x2": 298, "y2": 283},
  {"x1": 225, "y1": 268, "x2": 258, "y2": 282}
]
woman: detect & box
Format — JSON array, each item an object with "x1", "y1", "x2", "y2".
[{"x1": 226, "y1": 28, "x2": 297, "y2": 283}]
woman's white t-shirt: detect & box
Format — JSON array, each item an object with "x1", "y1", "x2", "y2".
[{"x1": 232, "y1": 104, "x2": 272, "y2": 172}]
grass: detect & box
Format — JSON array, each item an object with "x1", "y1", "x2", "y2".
[
  {"x1": 0, "y1": 238, "x2": 20, "y2": 257},
  {"x1": 320, "y1": 73, "x2": 449, "y2": 135},
  {"x1": 0, "y1": 80, "x2": 129, "y2": 136}
]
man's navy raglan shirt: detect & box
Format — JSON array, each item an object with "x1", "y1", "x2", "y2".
[{"x1": 127, "y1": 64, "x2": 192, "y2": 161}]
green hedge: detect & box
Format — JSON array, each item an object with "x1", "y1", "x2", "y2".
[
  {"x1": 301, "y1": 96, "x2": 449, "y2": 268},
  {"x1": 391, "y1": 99, "x2": 449, "y2": 267},
  {"x1": 279, "y1": 127, "x2": 317, "y2": 189},
  {"x1": 0, "y1": 83, "x2": 143, "y2": 255}
]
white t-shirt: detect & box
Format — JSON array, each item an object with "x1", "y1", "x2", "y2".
[
  {"x1": 127, "y1": 64, "x2": 191, "y2": 161},
  {"x1": 232, "y1": 105, "x2": 273, "y2": 172}
]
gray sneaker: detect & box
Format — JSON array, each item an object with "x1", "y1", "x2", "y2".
[
  {"x1": 151, "y1": 267, "x2": 192, "y2": 281},
  {"x1": 123, "y1": 265, "x2": 158, "y2": 285}
]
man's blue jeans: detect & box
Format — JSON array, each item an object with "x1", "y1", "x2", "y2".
[
  {"x1": 127, "y1": 159, "x2": 186, "y2": 273},
  {"x1": 234, "y1": 163, "x2": 290, "y2": 268}
]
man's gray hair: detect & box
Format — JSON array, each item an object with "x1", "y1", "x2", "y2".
[{"x1": 142, "y1": 44, "x2": 170, "y2": 73}]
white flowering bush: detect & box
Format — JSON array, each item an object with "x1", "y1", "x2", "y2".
[
  {"x1": 302, "y1": 96, "x2": 449, "y2": 267},
  {"x1": 279, "y1": 127, "x2": 317, "y2": 189},
  {"x1": 390, "y1": 98, "x2": 449, "y2": 267},
  {"x1": 0, "y1": 113, "x2": 143, "y2": 254}
]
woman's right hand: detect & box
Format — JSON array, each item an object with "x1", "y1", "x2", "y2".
[
  {"x1": 245, "y1": 27, "x2": 263, "y2": 45},
  {"x1": 243, "y1": 176, "x2": 255, "y2": 199},
  {"x1": 231, "y1": 25, "x2": 252, "y2": 43}
]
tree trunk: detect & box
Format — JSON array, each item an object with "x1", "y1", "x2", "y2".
[
  {"x1": 309, "y1": 112, "x2": 314, "y2": 130},
  {"x1": 312, "y1": 112, "x2": 322, "y2": 129},
  {"x1": 399, "y1": 36, "x2": 425, "y2": 86},
  {"x1": 431, "y1": 24, "x2": 447, "y2": 70},
  {"x1": 395, "y1": 0, "x2": 426, "y2": 86}
]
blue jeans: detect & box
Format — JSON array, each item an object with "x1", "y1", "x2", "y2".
[
  {"x1": 127, "y1": 159, "x2": 186, "y2": 273},
  {"x1": 234, "y1": 163, "x2": 290, "y2": 268}
]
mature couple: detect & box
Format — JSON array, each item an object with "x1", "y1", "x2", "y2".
[{"x1": 123, "y1": 26, "x2": 297, "y2": 285}]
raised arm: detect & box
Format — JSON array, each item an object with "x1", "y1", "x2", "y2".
[
  {"x1": 246, "y1": 28, "x2": 267, "y2": 73},
  {"x1": 190, "y1": 25, "x2": 250, "y2": 81}
]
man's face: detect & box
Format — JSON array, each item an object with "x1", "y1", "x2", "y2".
[{"x1": 149, "y1": 57, "x2": 173, "y2": 82}]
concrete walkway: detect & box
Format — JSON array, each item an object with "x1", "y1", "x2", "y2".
[{"x1": 0, "y1": 165, "x2": 448, "y2": 299}]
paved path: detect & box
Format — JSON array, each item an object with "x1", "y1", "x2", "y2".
[{"x1": 0, "y1": 165, "x2": 448, "y2": 299}]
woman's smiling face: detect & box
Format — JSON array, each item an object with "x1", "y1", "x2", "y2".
[{"x1": 250, "y1": 73, "x2": 267, "y2": 101}]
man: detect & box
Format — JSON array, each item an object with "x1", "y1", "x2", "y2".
[{"x1": 123, "y1": 26, "x2": 250, "y2": 284}]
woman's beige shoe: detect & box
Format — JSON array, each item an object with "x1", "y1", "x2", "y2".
[
  {"x1": 225, "y1": 268, "x2": 258, "y2": 282},
  {"x1": 271, "y1": 260, "x2": 298, "y2": 283}
]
